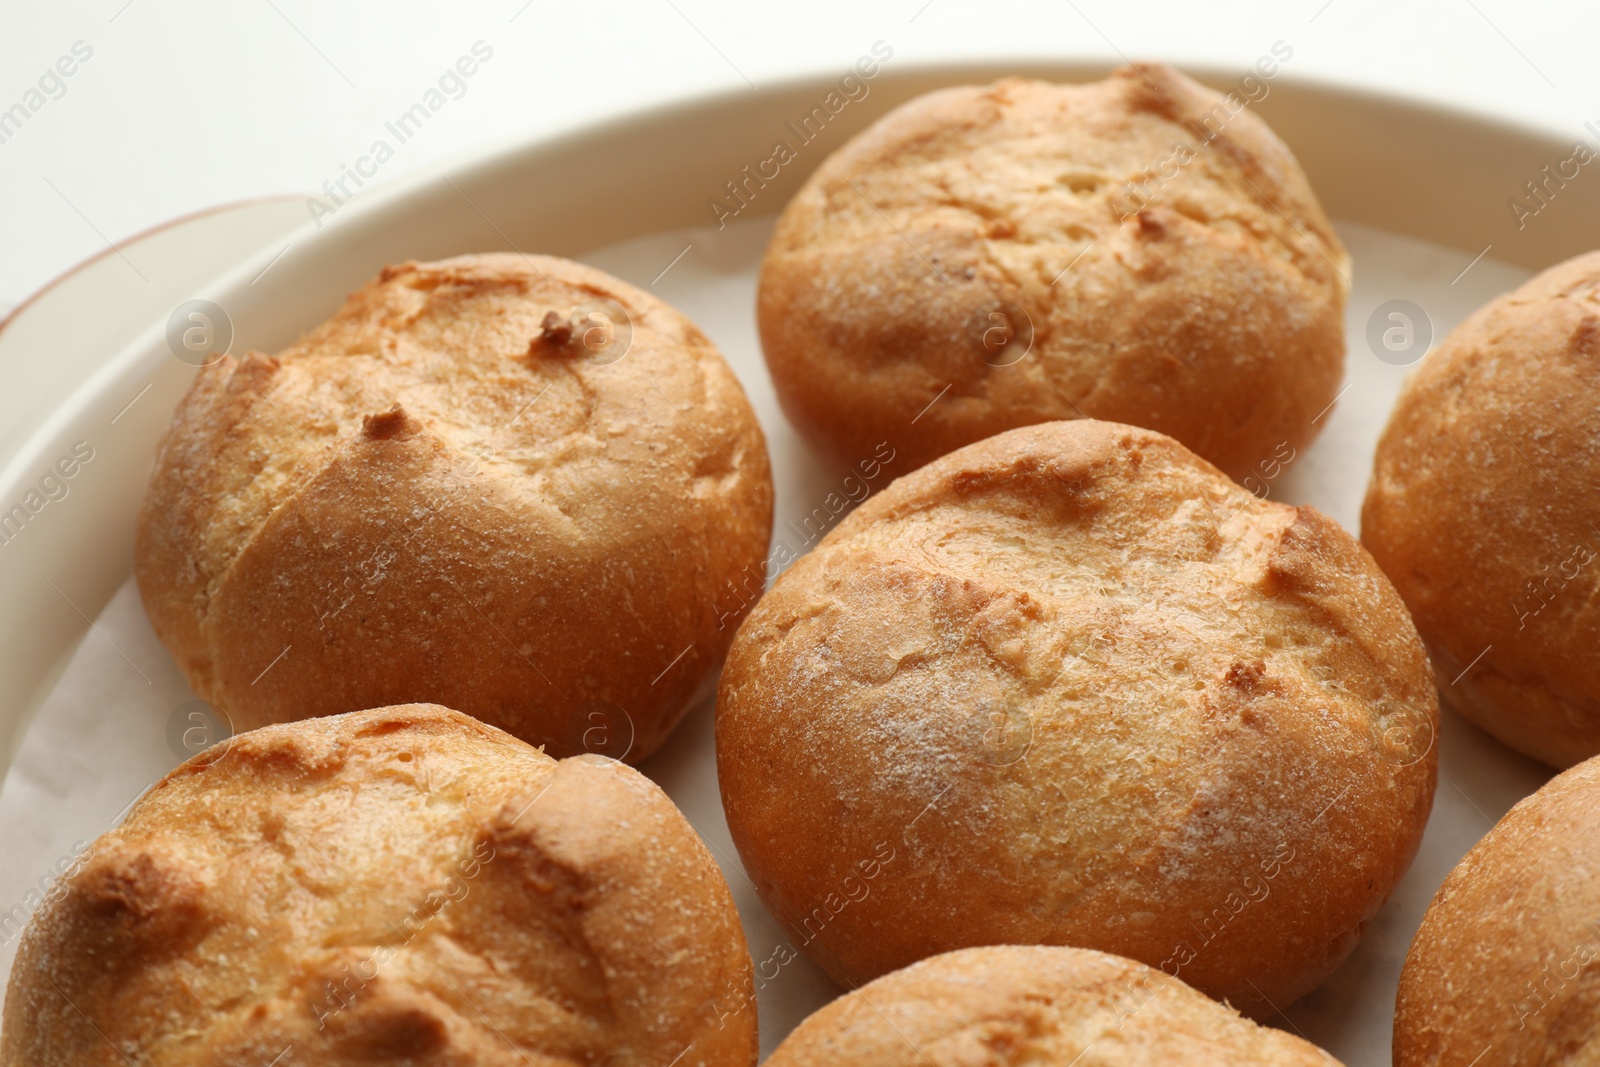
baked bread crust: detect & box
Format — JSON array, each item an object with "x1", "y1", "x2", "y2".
[
  {"x1": 766, "y1": 945, "x2": 1342, "y2": 1066},
  {"x1": 757, "y1": 64, "x2": 1349, "y2": 479},
  {"x1": 1362, "y1": 250, "x2": 1600, "y2": 767},
  {"x1": 135, "y1": 254, "x2": 773, "y2": 761},
  {"x1": 716, "y1": 420, "x2": 1435, "y2": 1015},
  {"x1": 0, "y1": 704, "x2": 757, "y2": 1066},
  {"x1": 1394, "y1": 757, "x2": 1599, "y2": 1066}
]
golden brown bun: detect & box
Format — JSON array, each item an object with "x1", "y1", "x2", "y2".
[
  {"x1": 1394, "y1": 757, "x2": 1600, "y2": 1066},
  {"x1": 0, "y1": 704, "x2": 756, "y2": 1066},
  {"x1": 135, "y1": 254, "x2": 773, "y2": 762},
  {"x1": 1363, "y1": 250, "x2": 1600, "y2": 768},
  {"x1": 767, "y1": 945, "x2": 1342, "y2": 1066},
  {"x1": 717, "y1": 420, "x2": 1435, "y2": 1015},
  {"x1": 757, "y1": 64, "x2": 1349, "y2": 479}
]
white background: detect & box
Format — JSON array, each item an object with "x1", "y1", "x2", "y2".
[{"x1": 2, "y1": 0, "x2": 1599, "y2": 319}]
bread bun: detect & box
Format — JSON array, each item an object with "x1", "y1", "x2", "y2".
[
  {"x1": 716, "y1": 420, "x2": 1436, "y2": 1015},
  {"x1": 766, "y1": 945, "x2": 1342, "y2": 1066},
  {"x1": 1394, "y1": 756, "x2": 1598, "y2": 1066},
  {"x1": 757, "y1": 64, "x2": 1348, "y2": 479},
  {"x1": 1363, "y1": 250, "x2": 1600, "y2": 767},
  {"x1": 0, "y1": 704, "x2": 756, "y2": 1066},
  {"x1": 135, "y1": 254, "x2": 773, "y2": 762}
]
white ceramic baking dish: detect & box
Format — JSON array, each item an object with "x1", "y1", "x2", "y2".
[{"x1": 2, "y1": 59, "x2": 1595, "y2": 1064}]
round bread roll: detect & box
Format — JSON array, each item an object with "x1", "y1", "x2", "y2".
[
  {"x1": 136, "y1": 253, "x2": 773, "y2": 762},
  {"x1": 1394, "y1": 757, "x2": 1598, "y2": 1066},
  {"x1": 766, "y1": 945, "x2": 1342, "y2": 1066},
  {"x1": 717, "y1": 420, "x2": 1436, "y2": 1015},
  {"x1": 0, "y1": 704, "x2": 756, "y2": 1066},
  {"x1": 1363, "y1": 251, "x2": 1600, "y2": 768},
  {"x1": 757, "y1": 63, "x2": 1349, "y2": 480}
]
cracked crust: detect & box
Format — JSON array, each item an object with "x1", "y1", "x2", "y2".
[
  {"x1": 757, "y1": 64, "x2": 1349, "y2": 479},
  {"x1": 135, "y1": 254, "x2": 774, "y2": 762},
  {"x1": 716, "y1": 420, "x2": 1435, "y2": 1015},
  {"x1": 1395, "y1": 757, "x2": 1600, "y2": 1067},
  {"x1": 766, "y1": 946, "x2": 1341, "y2": 1066},
  {"x1": 1362, "y1": 250, "x2": 1600, "y2": 768},
  {"x1": 0, "y1": 705, "x2": 756, "y2": 1067}
]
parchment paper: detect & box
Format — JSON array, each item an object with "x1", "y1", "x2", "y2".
[{"x1": 0, "y1": 216, "x2": 1557, "y2": 1064}]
